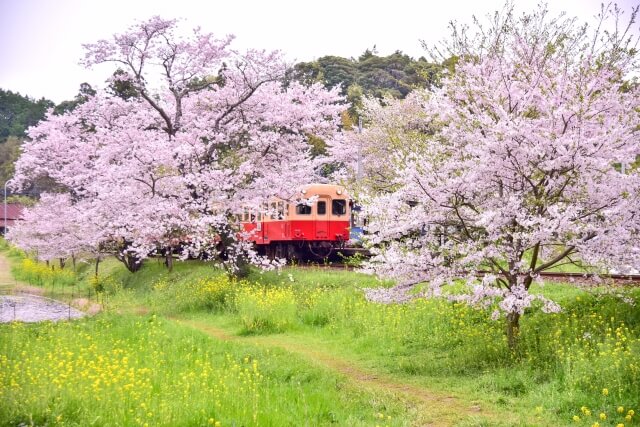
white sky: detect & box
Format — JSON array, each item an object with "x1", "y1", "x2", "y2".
[{"x1": 0, "y1": 0, "x2": 635, "y2": 103}]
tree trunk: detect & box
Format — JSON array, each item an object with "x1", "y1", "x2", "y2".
[
  {"x1": 506, "y1": 312, "x2": 521, "y2": 351},
  {"x1": 165, "y1": 247, "x2": 173, "y2": 272},
  {"x1": 95, "y1": 256, "x2": 101, "y2": 278},
  {"x1": 232, "y1": 256, "x2": 251, "y2": 279},
  {"x1": 114, "y1": 244, "x2": 144, "y2": 273},
  {"x1": 59, "y1": 258, "x2": 66, "y2": 269},
  {"x1": 115, "y1": 252, "x2": 143, "y2": 273},
  {"x1": 72, "y1": 253, "x2": 76, "y2": 272}
]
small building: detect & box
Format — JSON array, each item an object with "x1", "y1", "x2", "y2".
[{"x1": 0, "y1": 203, "x2": 24, "y2": 234}]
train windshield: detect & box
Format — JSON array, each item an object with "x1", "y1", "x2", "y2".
[
  {"x1": 332, "y1": 199, "x2": 346, "y2": 216},
  {"x1": 296, "y1": 203, "x2": 312, "y2": 215}
]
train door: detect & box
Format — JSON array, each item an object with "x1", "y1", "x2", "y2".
[{"x1": 315, "y1": 197, "x2": 330, "y2": 239}]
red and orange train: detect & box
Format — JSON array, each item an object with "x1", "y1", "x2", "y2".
[{"x1": 240, "y1": 184, "x2": 352, "y2": 259}]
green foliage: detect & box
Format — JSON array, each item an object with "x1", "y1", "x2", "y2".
[
  {"x1": 316, "y1": 56, "x2": 359, "y2": 91},
  {"x1": 292, "y1": 50, "x2": 445, "y2": 121},
  {"x1": 12, "y1": 258, "x2": 75, "y2": 287},
  {"x1": 0, "y1": 89, "x2": 52, "y2": 142},
  {"x1": 0, "y1": 136, "x2": 22, "y2": 187},
  {"x1": 233, "y1": 282, "x2": 298, "y2": 333},
  {"x1": 5, "y1": 194, "x2": 36, "y2": 207},
  {"x1": 52, "y1": 82, "x2": 96, "y2": 115},
  {"x1": 0, "y1": 315, "x2": 409, "y2": 426},
  {"x1": 150, "y1": 273, "x2": 234, "y2": 312},
  {"x1": 107, "y1": 69, "x2": 140, "y2": 100}
]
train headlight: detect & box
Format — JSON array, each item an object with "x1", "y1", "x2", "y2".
[{"x1": 336, "y1": 189, "x2": 342, "y2": 195}]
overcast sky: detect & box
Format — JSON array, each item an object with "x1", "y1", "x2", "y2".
[{"x1": 0, "y1": 0, "x2": 635, "y2": 103}]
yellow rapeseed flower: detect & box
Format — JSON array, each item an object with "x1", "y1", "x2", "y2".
[
  {"x1": 591, "y1": 423, "x2": 600, "y2": 427},
  {"x1": 626, "y1": 415, "x2": 632, "y2": 422},
  {"x1": 629, "y1": 410, "x2": 635, "y2": 416},
  {"x1": 616, "y1": 424, "x2": 624, "y2": 427},
  {"x1": 573, "y1": 415, "x2": 581, "y2": 422},
  {"x1": 600, "y1": 413, "x2": 607, "y2": 420},
  {"x1": 618, "y1": 407, "x2": 625, "y2": 414},
  {"x1": 602, "y1": 388, "x2": 609, "y2": 396}
]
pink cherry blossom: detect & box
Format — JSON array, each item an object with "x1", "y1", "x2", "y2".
[
  {"x1": 340, "y1": 4, "x2": 640, "y2": 346},
  {"x1": 12, "y1": 17, "x2": 345, "y2": 272}
]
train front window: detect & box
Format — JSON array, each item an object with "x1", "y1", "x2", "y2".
[
  {"x1": 332, "y1": 199, "x2": 346, "y2": 216},
  {"x1": 317, "y1": 201, "x2": 326, "y2": 215},
  {"x1": 296, "y1": 203, "x2": 312, "y2": 215}
]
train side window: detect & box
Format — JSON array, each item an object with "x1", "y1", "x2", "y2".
[
  {"x1": 317, "y1": 201, "x2": 326, "y2": 215},
  {"x1": 270, "y1": 202, "x2": 277, "y2": 219},
  {"x1": 277, "y1": 201, "x2": 285, "y2": 219},
  {"x1": 296, "y1": 203, "x2": 312, "y2": 215},
  {"x1": 332, "y1": 199, "x2": 346, "y2": 216}
]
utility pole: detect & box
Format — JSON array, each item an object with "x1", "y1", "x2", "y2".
[
  {"x1": 356, "y1": 117, "x2": 363, "y2": 182},
  {"x1": 3, "y1": 180, "x2": 10, "y2": 234}
]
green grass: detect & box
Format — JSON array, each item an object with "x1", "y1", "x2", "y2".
[
  {"x1": 6, "y1": 252, "x2": 640, "y2": 426},
  {"x1": 0, "y1": 314, "x2": 412, "y2": 426}
]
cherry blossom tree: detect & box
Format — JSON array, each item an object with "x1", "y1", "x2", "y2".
[
  {"x1": 330, "y1": 91, "x2": 432, "y2": 195},
  {"x1": 347, "y1": 3, "x2": 640, "y2": 348},
  {"x1": 6, "y1": 194, "x2": 103, "y2": 269},
  {"x1": 12, "y1": 17, "x2": 344, "y2": 272}
]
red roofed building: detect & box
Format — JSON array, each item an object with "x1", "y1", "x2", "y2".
[{"x1": 1, "y1": 203, "x2": 24, "y2": 234}]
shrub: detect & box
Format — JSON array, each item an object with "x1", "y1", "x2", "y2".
[
  {"x1": 13, "y1": 258, "x2": 75, "y2": 287},
  {"x1": 234, "y1": 283, "x2": 298, "y2": 333}
]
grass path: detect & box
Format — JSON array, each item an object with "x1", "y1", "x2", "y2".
[
  {"x1": 175, "y1": 318, "x2": 509, "y2": 427},
  {"x1": 0, "y1": 252, "x2": 17, "y2": 292}
]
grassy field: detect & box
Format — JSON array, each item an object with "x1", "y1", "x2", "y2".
[
  {"x1": 2, "y1": 250, "x2": 640, "y2": 426},
  {"x1": 1, "y1": 314, "x2": 413, "y2": 426}
]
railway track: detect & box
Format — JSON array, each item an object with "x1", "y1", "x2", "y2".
[
  {"x1": 535, "y1": 271, "x2": 640, "y2": 284},
  {"x1": 290, "y1": 263, "x2": 640, "y2": 284},
  {"x1": 292, "y1": 261, "x2": 357, "y2": 271}
]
